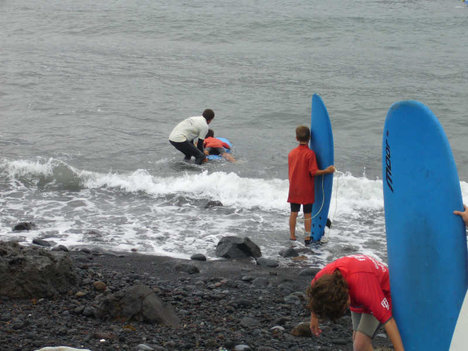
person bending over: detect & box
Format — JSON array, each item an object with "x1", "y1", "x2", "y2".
[
  {"x1": 307, "y1": 254, "x2": 404, "y2": 351},
  {"x1": 169, "y1": 109, "x2": 215, "y2": 165}
]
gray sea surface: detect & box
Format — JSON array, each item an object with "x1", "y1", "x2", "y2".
[{"x1": 1, "y1": 0, "x2": 467, "y2": 263}]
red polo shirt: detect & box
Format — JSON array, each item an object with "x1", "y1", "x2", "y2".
[
  {"x1": 312, "y1": 255, "x2": 393, "y2": 324},
  {"x1": 287, "y1": 144, "x2": 319, "y2": 204}
]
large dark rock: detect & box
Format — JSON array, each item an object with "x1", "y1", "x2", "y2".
[
  {"x1": 95, "y1": 284, "x2": 180, "y2": 327},
  {"x1": 205, "y1": 200, "x2": 223, "y2": 208},
  {"x1": 215, "y1": 236, "x2": 262, "y2": 259},
  {"x1": 12, "y1": 222, "x2": 35, "y2": 231},
  {"x1": 256, "y1": 257, "x2": 279, "y2": 268},
  {"x1": 0, "y1": 241, "x2": 79, "y2": 298},
  {"x1": 279, "y1": 247, "x2": 299, "y2": 258},
  {"x1": 190, "y1": 253, "x2": 207, "y2": 261}
]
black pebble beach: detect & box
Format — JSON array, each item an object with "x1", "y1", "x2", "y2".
[{"x1": 0, "y1": 248, "x2": 393, "y2": 351}]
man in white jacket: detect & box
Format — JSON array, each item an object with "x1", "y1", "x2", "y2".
[{"x1": 169, "y1": 109, "x2": 215, "y2": 164}]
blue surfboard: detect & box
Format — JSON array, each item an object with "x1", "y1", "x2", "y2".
[
  {"x1": 382, "y1": 100, "x2": 467, "y2": 350},
  {"x1": 206, "y1": 137, "x2": 232, "y2": 161},
  {"x1": 310, "y1": 94, "x2": 334, "y2": 242}
]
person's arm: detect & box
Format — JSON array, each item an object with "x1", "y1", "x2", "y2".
[
  {"x1": 222, "y1": 141, "x2": 231, "y2": 150},
  {"x1": 454, "y1": 204, "x2": 468, "y2": 226},
  {"x1": 384, "y1": 317, "x2": 405, "y2": 351},
  {"x1": 314, "y1": 165, "x2": 336, "y2": 176},
  {"x1": 309, "y1": 312, "x2": 322, "y2": 336}
]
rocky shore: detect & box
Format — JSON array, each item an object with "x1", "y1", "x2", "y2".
[{"x1": 0, "y1": 241, "x2": 393, "y2": 351}]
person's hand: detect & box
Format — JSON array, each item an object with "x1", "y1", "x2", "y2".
[
  {"x1": 327, "y1": 165, "x2": 336, "y2": 174},
  {"x1": 454, "y1": 204, "x2": 468, "y2": 226},
  {"x1": 310, "y1": 313, "x2": 322, "y2": 336}
]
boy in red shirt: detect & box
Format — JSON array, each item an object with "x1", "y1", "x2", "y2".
[
  {"x1": 307, "y1": 255, "x2": 405, "y2": 351},
  {"x1": 203, "y1": 129, "x2": 236, "y2": 163},
  {"x1": 288, "y1": 125, "x2": 335, "y2": 245}
]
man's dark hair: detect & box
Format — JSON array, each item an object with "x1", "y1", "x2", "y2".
[
  {"x1": 306, "y1": 270, "x2": 349, "y2": 322},
  {"x1": 206, "y1": 129, "x2": 214, "y2": 138},
  {"x1": 202, "y1": 109, "x2": 215, "y2": 121},
  {"x1": 296, "y1": 125, "x2": 310, "y2": 142}
]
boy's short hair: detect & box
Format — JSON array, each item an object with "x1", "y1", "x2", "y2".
[
  {"x1": 203, "y1": 109, "x2": 215, "y2": 121},
  {"x1": 296, "y1": 126, "x2": 310, "y2": 142},
  {"x1": 306, "y1": 270, "x2": 349, "y2": 322},
  {"x1": 206, "y1": 129, "x2": 214, "y2": 138}
]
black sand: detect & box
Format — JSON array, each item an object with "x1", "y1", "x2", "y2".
[{"x1": 0, "y1": 249, "x2": 393, "y2": 351}]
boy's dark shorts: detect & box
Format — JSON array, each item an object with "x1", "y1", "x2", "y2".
[
  {"x1": 351, "y1": 312, "x2": 381, "y2": 338},
  {"x1": 290, "y1": 203, "x2": 313, "y2": 214},
  {"x1": 206, "y1": 147, "x2": 225, "y2": 155}
]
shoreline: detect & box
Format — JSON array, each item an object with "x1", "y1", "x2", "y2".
[{"x1": 0, "y1": 244, "x2": 393, "y2": 351}]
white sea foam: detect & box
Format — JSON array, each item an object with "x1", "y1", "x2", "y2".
[
  {"x1": 1, "y1": 158, "x2": 468, "y2": 263},
  {"x1": 83, "y1": 169, "x2": 288, "y2": 211}
]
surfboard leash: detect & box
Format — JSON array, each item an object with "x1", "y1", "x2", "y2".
[
  {"x1": 321, "y1": 170, "x2": 342, "y2": 242},
  {"x1": 311, "y1": 174, "x2": 326, "y2": 220}
]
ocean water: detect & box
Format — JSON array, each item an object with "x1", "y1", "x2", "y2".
[{"x1": 1, "y1": 0, "x2": 467, "y2": 265}]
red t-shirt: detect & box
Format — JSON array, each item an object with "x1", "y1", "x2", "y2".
[
  {"x1": 311, "y1": 255, "x2": 393, "y2": 324},
  {"x1": 204, "y1": 137, "x2": 230, "y2": 149},
  {"x1": 287, "y1": 144, "x2": 319, "y2": 204}
]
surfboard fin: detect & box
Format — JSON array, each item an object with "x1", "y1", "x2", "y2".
[{"x1": 326, "y1": 218, "x2": 332, "y2": 229}]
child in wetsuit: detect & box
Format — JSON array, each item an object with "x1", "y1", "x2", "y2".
[
  {"x1": 307, "y1": 254, "x2": 405, "y2": 351},
  {"x1": 203, "y1": 129, "x2": 236, "y2": 163}
]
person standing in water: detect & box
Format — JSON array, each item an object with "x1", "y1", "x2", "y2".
[
  {"x1": 287, "y1": 125, "x2": 335, "y2": 245},
  {"x1": 169, "y1": 109, "x2": 215, "y2": 165}
]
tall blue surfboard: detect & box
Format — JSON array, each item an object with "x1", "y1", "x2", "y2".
[
  {"x1": 382, "y1": 100, "x2": 467, "y2": 350},
  {"x1": 310, "y1": 94, "x2": 334, "y2": 242}
]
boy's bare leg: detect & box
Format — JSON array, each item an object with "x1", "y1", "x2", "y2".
[
  {"x1": 289, "y1": 212, "x2": 298, "y2": 240},
  {"x1": 352, "y1": 331, "x2": 374, "y2": 351},
  {"x1": 304, "y1": 213, "x2": 312, "y2": 235},
  {"x1": 222, "y1": 153, "x2": 236, "y2": 163}
]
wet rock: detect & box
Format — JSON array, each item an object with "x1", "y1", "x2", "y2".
[
  {"x1": 12, "y1": 222, "x2": 35, "y2": 231},
  {"x1": 291, "y1": 322, "x2": 312, "y2": 337},
  {"x1": 215, "y1": 237, "x2": 261, "y2": 259},
  {"x1": 190, "y1": 253, "x2": 207, "y2": 261},
  {"x1": 33, "y1": 238, "x2": 52, "y2": 247},
  {"x1": 205, "y1": 200, "x2": 223, "y2": 208},
  {"x1": 93, "y1": 281, "x2": 107, "y2": 291},
  {"x1": 279, "y1": 247, "x2": 299, "y2": 258},
  {"x1": 95, "y1": 284, "x2": 180, "y2": 327},
  {"x1": 0, "y1": 242, "x2": 79, "y2": 298},
  {"x1": 256, "y1": 257, "x2": 279, "y2": 268},
  {"x1": 52, "y1": 245, "x2": 70, "y2": 252}
]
